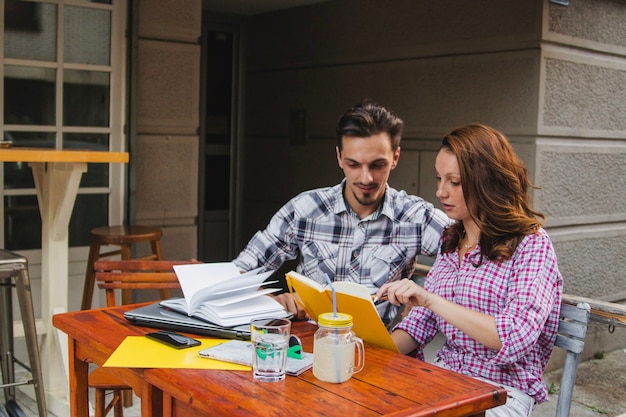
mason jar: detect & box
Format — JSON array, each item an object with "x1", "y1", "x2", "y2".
[{"x1": 312, "y1": 312, "x2": 365, "y2": 383}]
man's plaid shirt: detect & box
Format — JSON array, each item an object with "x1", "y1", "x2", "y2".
[{"x1": 234, "y1": 179, "x2": 450, "y2": 325}]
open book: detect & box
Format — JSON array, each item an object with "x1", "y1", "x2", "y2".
[
  {"x1": 285, "y1": 271, "x2": 398, "y2": 352},
  {"x1": 160, "y1": 262, "x2": 290, "y2": 327}
]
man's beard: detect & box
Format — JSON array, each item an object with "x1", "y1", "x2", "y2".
[{"x1": 352, "y1": 189, "x2": 377, "y2": 207}]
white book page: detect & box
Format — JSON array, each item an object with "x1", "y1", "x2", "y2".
[
  {"x1": 332, "y1": 281, "x2": 373, "y2": 301},
  {"x1": 202, "y1": 287, "x2": 280, "y2": 307},
  {"x1": 196, "y1": 296, "x2": 287, "y2": 324},
  {"x1": 287, "y1": 271, "x2": 325, "y2": 291},
  {"x1": 208, "y1": 269, "x2": 272, "y2": 294},
  {"x1": 188, "y1": 269, "x2": 275, "y2": 312},
  {"x1": 173, "y1": 262, "x2": 240, "y2": 309},
  {"x1": 159, "y1": 296, "x2": 288, "y2": 326},
  {"x1": 194, "y1": 309, "x2": 288, "y2": 327},
  {"x1": 211, "y1": 280, "x2": 278, "y2": 297},
  {"x1": 201, "y1": 295, "x2": 284, "y2": 318},
  {"x1": 159, "y1": 297, "x2": 189, "y2": 315}
]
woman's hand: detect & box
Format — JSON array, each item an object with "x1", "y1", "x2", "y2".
[
  {"x1": 376, "y1": 278, "x2": 433, "y2": 309},
  {"x1": 378, "y1": 279, "x2": 503, "y2": 351}
]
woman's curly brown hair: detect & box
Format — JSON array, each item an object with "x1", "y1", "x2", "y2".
[{"x1": 439, "y1": 124, "x2": 545, "y2": 264}]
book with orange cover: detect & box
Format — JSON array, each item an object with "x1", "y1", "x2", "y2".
[{"x1": 285, "y1": 271, "x2": 398, "y2": 352}]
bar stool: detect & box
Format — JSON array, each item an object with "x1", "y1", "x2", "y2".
[
  {"x1": 80, "y1": 225, "x2": 163, "y2": 311},
  {"x1": 0, "y1": 249, "x2": 47, "y2": 417}
]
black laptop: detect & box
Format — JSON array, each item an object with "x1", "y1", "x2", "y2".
[{"x1": 124, "y1": 302, "x2": 252, "y2": 340}]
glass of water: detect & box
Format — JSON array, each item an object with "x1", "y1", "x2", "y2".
[{"x1": 250, "y1": 318, "x2": 292, "y2": 382}]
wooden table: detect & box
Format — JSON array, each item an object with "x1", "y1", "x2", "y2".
[
  {"x1": 53, "y1": 304, "x2": 507, "y2": 417},
  {"x1": 0, "y1": 148, "x2": 128, "y2": 415}
]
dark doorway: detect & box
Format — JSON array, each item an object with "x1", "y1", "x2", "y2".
[{"x1": 198, "y1": 23, "x2": 238, "y2": 261}]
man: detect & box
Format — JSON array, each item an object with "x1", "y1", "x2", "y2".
[{"x1": 234, "y1": 99, "x2": 450, "y2": 325}]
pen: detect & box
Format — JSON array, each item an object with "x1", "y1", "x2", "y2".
[{"x1": 371, "y1": 293, "x2": 388, "y2": 305}]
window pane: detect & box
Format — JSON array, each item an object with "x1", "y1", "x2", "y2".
[
  {"x1": 4, "y1": 65, "x2": 56, "y2": 125},
  {"x1": 3, "y1": 132, "x2": 55, "y2": 189},
  {"x1": 64, "y1": 133, "x2": 110, "y2": 187},
  {"x1": 69, "y1": 194, "x2": 109, "y2": 246},
  {"x1": 64, "y1": 6, "x2": 111, "y2": 65},
  {"x1": 3, "y1": 194, "x2": 108, "y2": 250},
  {"x1": 4, "y1": 1, "x2": 57, "y2": 61},
  {"x1": 63, "y1": 70, "x2": 110, "y2": 127},
  {"x1": 4, "y1": 195, "x2": 41, "y2": 250}
]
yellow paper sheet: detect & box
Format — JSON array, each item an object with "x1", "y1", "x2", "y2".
[{"x1": 103, "y1": 336, "x2": 250, "y2": 370}]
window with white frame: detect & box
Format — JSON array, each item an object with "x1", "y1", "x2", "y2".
[{"x1": 1, "y1": 0, "x2": 127, "y2": 250}]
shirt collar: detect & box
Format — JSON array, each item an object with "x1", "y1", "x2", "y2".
[{"x1": 333, "y1": 178, "x2": 390, "y2": 220}]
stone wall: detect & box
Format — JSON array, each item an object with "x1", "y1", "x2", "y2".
[{"x1": 132, "y1": 0, "x2": 202, "y2": 259}]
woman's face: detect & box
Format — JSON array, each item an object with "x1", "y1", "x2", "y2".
[{"x1": 435, "y1": 148, "x2": 470, "y2": 222}]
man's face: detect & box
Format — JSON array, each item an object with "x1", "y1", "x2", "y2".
[{"x1": 336, "y1": 133, "x2": 400, "y2": 218}]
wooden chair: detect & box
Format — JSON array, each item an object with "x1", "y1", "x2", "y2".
[
  {"x1": 90, "y1": 259, "x2": 198, "y2": 417},
  {"x1": 551, "y1": 294, "x2": 626, "y2": 417},
  {"x1": 562, "y1": 293, "x2": 626, "y2": 329},
  {"x1": 81, "y1": 225, "x2": 164, "y2": 310},
  {"x1": 553, "y1": 300, "x2": 591, "y2": 417}
]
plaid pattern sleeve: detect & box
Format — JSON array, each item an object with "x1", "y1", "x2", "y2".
[{"x1": 234, "y1": 180, "x2": 451, "y2": 325}]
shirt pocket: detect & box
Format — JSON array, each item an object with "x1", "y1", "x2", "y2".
[
  {"x1": 300, "y1": 241, "x2": 338, "y2": 280},
  {"x1": 370, "y1": 245, "x2": 409, "y2": 286}
]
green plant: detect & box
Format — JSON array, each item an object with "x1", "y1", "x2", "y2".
[{"x1": 548, "y1": 382, "x2": 559, "y2": 395}]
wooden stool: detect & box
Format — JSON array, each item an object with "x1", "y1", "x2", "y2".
[
  {"x1": 89, "y1": 367, "x2": 125, "y2": 417},
  {"x1": 0, "y1": 249, "x2": 47, "y2": 417},
  {"x1": 90, "y1": 259, "x2": 194, "y2": 417},
  {"x1": 80, "y1": 225, "x2": 163, "y2": 311},
  {"x1": 81, "y1": 226, "x2": 163, "y2": 411}
]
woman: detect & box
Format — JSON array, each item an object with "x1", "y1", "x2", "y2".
[{"x1": 376, "y1": 124, "x2": 562, "y2": 417}]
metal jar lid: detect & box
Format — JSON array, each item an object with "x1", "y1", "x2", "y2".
[{"x1": 318, "y1": 312, "x2": 353, "y2": 327}]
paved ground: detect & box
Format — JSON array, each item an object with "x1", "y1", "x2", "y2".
[
  {"x1": 421, "y1": 336, "x2": 626, "y2": 417},
  {"x1": 534, "y1": 348, "x2": 626, "y2": 417},
  {"x1": 420, "y1": 336, "x2": 626, "y2": 417}
]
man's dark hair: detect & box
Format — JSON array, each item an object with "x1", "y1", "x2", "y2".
[{"x1": 335, "y1": 99, "x2": 404, "y2": 152}]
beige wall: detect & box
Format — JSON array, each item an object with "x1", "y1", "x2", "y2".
[
  {"x1": 237, "y1": 0, "x2": 626, "y2": 357},
  {"x1": 537, "y1": 0, "x2": 626, "y2": 303},
  {"x1": 239, "y1": 0, "x2": 545, "y2": 244},
  {"x1": 133, "y1": 0, "x2": 202, "y2": 260},
  {"x1": 238, "y1": 0, "x2": 546, "y2": 239},
  {"x1": 539, "y1": 0, "x2": 626, "y2": 360}
]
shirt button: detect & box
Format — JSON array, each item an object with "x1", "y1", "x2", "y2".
[{"x1": 353, "y1": 251, "x2": 359, "y2": 259}]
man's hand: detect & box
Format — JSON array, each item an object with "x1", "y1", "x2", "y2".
[{"x1": 271, "y1": 292, "x2": 309, "y2": 321}]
